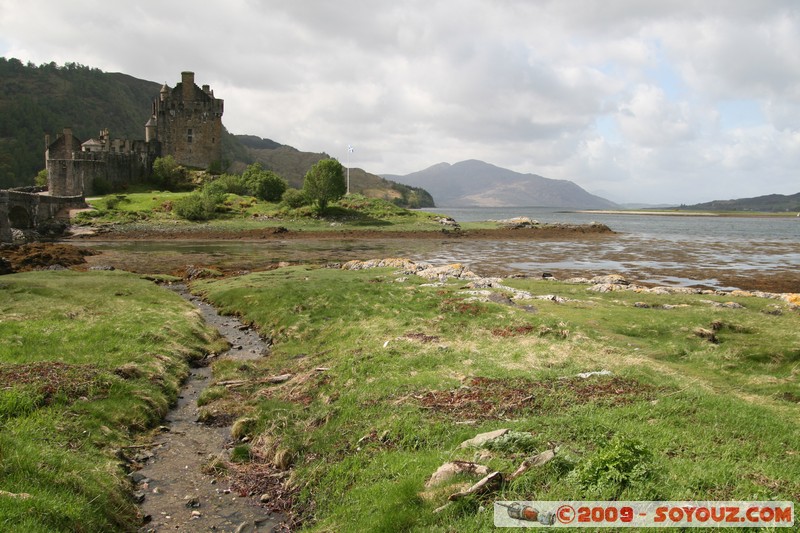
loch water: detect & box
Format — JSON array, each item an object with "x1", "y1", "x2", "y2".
[{"x1": 80, "y1": 207, "x2": 800, "y2": 292}]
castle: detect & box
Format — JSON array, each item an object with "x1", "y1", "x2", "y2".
[{"x1": 45, "y1": 71, "x2": 224, "y2": 196}]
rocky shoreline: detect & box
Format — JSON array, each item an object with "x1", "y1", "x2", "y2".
[{"x1": 339, "y1": 258, "x2": 800, "y2": 307}]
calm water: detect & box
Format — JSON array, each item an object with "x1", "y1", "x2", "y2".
[
  {"x1": 424, "y1": 206, "x2": 800, "y2": 243},
  {"x1": 81, "y1": 207, "x2": 800, "y2": 292}
]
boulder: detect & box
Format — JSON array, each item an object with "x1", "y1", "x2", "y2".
[
  {"x1": 458, "y1": 428, "x2": 510, "y2": 449},
  {"x1": 590, "y1": 274, "x2": 629, "y2": 285},
  {"x1": 425, "y1": 461, "x2": 491, "y2": 488}
]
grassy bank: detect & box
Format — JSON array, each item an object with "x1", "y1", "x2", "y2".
[
  {"x1": 191, "y1": 264, "x2": 799, "y2": 531},
  {"x1": 0, "y1": 271, "x2": 223, "y2": 532}
]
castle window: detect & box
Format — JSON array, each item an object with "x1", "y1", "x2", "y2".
[{"x1": 187, "y1": 128, "x2": 193, "y2": 143}]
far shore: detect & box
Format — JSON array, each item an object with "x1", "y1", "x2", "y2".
[{"x1": 577, "y1": 209, "x2": 798, "y2": 217}]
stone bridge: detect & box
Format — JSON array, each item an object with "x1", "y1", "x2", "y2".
[{"x1": 0, "y1": 188, "x2": 86, "y2": 243}]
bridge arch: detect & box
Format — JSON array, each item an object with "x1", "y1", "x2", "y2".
[{"x1": 8, "y1": 205, "x2": 33, "y2": 229}]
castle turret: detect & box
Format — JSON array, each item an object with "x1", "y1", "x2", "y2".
[{"x1": 145, "y1": 116, "x2": 157, "y2": 142}]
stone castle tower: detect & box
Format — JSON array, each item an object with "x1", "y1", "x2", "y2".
[{"x1": 149, "y1": 71, "x2": 224, "y2": 169}]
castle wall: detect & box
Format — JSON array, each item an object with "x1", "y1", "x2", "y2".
[
  {"x1": 46, "y1": 130, "x2": 158, "y2": 196},
  {"x1": 0, "y1": 192, "x2": 11, "y2": 243}
]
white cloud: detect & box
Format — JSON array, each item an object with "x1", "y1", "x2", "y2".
[{"x1": 1, "y1": 0, "x2": 799, "y2": 203}]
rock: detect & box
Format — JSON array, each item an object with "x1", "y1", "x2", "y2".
[
  {"x1": 132, "y1": 491, "x2": 146, "y2": 504},
  {"x1": 259, "y1": 493, "x2": 271, "y2": 503},
  {"x1": 0, "y1": 490, "x2": 31, "y2": 500},
  {"x1": 781, "y1": 293, "x2": 800, "y2": 306},
  {"x1": 590, "y1": 274, "x2": 629, "y2": 285},
  {"x1": 563, "y1": 277, "x2": 591, "y2": 284},
  {"x1": 129, "y1": 471, "x2": 148, "y2": 484},
  {"x1": 497, "y1": 216, "x2": 538, "y2": 228},
  {"x1": 465, "y1": 277, "x2": 502, "y2": 289},
  {"x1": 89, "y1": 265, "x2": 116, "y2": 271},
  {"x1": 459, "y1": 428, "x2": 510, "y2": 448},
  {"x1": 417, "y1": 263, "x2": 470, "y2": 281},
  {"x1": 535, "y1": 294, "x2": 567, "y2": 303},
  {"x1": 184, "y1": 496, "x2": 200, "y2": 508},
  {"x1": 436, "y1": 216, "x2": 460, "y2": 228},
  {"x1": 447, "y1": 471, "x2": 503, "y2": 501},
  {"x1": 576, "y1": 370, "x2": 612, "y2": 379},
  {"x1": 712, "y1": 301, "x2": 745, "y2": 309},
  {"x1": 425, "y1": 461, "x2": 492, "y2": 488},
  {"x1": 693, "y1": 327, "x2": 719, "y2": 344},
  {"x1": 588, "y1": 283, "x2": 620, "y2": 293}
]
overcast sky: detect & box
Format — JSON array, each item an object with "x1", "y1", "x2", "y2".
[{"x1": 2, "y1": 1, "x2": 798, "y2": 204}]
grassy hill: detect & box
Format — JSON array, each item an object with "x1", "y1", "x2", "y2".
[{"x1": 0, "y1": 58, "x2": 433, "y2": 207}]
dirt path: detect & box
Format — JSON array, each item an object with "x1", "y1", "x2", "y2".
[{"x1": 136, "y1": 284, "x2": 284, "y2": 532}]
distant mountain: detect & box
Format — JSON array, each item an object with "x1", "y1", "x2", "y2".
[
  {"x1": 384, "y1": 159, "x2": 617, "y2": 208},
  {"x1": 680, "y1": 192, "x2": 800, "y2": 213}
]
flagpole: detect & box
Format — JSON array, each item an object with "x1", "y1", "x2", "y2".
[{"x1": 347, "y1": 144, "x2": 354, "y2": 195}]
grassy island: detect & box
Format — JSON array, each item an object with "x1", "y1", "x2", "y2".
[{"x1": 69, "y1": 191, "x2": 613, "y2": 240}]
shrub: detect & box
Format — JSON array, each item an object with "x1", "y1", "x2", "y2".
[
  {"x1": 281, "y1": 188, "x2": 309, "y2": 209},
  {"x1": 242, "y1": 163, "x2": 287, "y2": 201},
  {"x1": 104, "y1": 195, "x2": 129, "y2": 211},
  {"x1": 152, "y1": 155, "x2": 192, "y2": 191},
  {"x1": 203, "y1": 173, "x2": 249, "y2": 196},
  {"x1": 568, "y1": 435, "x2": 655, "y2": 497},
  {"x1": 34, "y1": 169, "x2": 48, "y2": 187},
  {"x1": 173, "y1": 192, "x2": 222, "y2": 221}
]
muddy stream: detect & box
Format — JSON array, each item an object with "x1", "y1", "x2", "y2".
[{"x1": 135, "y1": 284, "x2": 284, "y2": 532}]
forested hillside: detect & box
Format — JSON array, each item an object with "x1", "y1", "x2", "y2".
[
  {"x1": 0, "y1": 58, "x2": 433, "y2": 207},
  {"x1": 0, "y1": 58, "x2": 161, "y2": 187},
  {"x1": 681, "y1": 192, "x2": 800, "y2": 213}
]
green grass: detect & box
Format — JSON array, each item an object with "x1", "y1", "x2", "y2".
[
  {"x1": 191, "y1": 266, "x2": 800, "y2": 531},
  {"x1": 0, "y1": 271, "x2": 223, "y2": 532},
  {"x1": 75, "y1": 191, "x2": 452, "y2": 233}
]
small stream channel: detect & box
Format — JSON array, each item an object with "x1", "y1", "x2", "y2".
[{"x1": 135, "y1": 284, "x2": 283, "y2": 532}]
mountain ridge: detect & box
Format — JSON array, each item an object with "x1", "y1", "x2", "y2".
[{"x1": 384, "y1": 159, "x2": 618, "y2": 209}]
